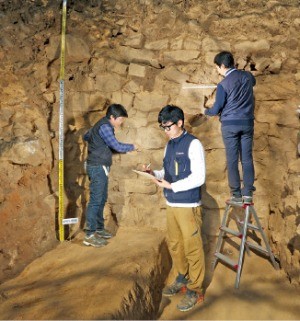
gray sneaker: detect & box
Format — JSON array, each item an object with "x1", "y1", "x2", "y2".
[
  {"x1": 96, "y1": 229, "x2": 113, "y2": 239},
  {"x1": 243, "y1": 195, "x2": 253, "y2": 204},
  {"x1": 228, "y1": 195, "x2": 243, "y2": 205},
  {"x1": 162, "y1": 275, "x2": 188, "y2": 297},
  {"x1": 177, "y1": 289, "x2": 204, "y2": 312},
  {"x1": 83, "y1": 234, "x2": 107, "y2": 247}
]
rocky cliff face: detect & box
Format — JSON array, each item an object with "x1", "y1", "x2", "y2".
[{"x1": 0, "y1": 0, "x2": 299, "y2": 285}]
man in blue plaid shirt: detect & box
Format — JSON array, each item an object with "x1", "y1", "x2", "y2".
[{"x1": 83, "y1": 104, "x2": 138, "y2": 247}]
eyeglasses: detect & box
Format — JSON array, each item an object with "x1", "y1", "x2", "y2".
[{"x1": 159, "y1": 122, "x2": 176, "y2": 131}]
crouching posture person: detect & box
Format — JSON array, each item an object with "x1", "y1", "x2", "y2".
[{"x1": 152, "y1": 105, "x2": 206, "y2": 312}]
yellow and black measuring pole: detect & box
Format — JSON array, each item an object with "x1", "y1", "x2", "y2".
[{"x1": 58, "y1": 0, "x2": 67, "y2": 241}]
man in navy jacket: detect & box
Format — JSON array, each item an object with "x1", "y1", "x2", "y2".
[
  {"x1": 205, "y1": 51, "x2": 256, "y2": 204},
  {"x1": 152, "y1": 105, "x2": 206, "y2": 312}
]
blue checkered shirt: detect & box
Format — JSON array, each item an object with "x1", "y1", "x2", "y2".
[{"x1": 99, "y1": 124, "x2": 134, "y2": 153}]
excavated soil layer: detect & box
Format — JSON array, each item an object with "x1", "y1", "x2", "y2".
[{"x1": 0, "y1": 227, "x2": 300, "y2": 320}]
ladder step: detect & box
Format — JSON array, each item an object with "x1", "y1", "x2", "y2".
[
  {"x1": 247, "y1": 223, "x2": 260, "y2": 231},
  {"x1": 215, "y1": 252, "x2": 238, "y2": 270},
  {"x1": 237, "y1": 220, "x2": 260, "y2": 231},
  {"x1": 237, "y1": 220, "x2": 263, "y2": 231},
  {"x1": 220, "y1": 226, "x2": 242, "y2": 238},
  {"x1": 246, "y1": 242, "x2": 269, "y2": 255},
  {"x1": 225, "y1": 200, "x2": 244, "y2": 207}
]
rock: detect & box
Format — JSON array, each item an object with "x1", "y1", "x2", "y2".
[
  {"x1": 123, "y1": 80, "x2": 142, "y2": 93},
  {"x1": 234, "y1": 39, "x2": 271, "y2": 53},
  {"x1": 134, "y1": 91, "x2": 169, "y2": 112},
  {"x1": 255, "y1": 76, "x2": 298, "y2": 102},
  {"x1": 128, "y1": 63, "x2": 147, "y2": 78},
  {"x1": 2, "y1": 139, "x2": 46, "y2": 166},
  {"x1": 175, "y1": 86, "x2": 205, "y2": 114},
  {"x1": 42, "y1": 92, "x2": 55, "y2": 103},
  {"x1": 65, "y1": 35, "x2": 91, "y2": 62},
  {"x1": 163, "y1": 50, "x2": 200, "y2": 63},
  {"x1": 121, "y1": 33, "x2": 144, "y2": 49},
  {"x1": 45, "y1": 34, "x2": 91, "y2": 63},
  {"x1": 106, "y1": 60, "x2": 128, "y2": 76},
  {"x1": 67, "y1": 92, "x2": 108, "y2": 115},
  {"x1": 170, "y1": 36, "x2": 184, "y2": 50},
  {"x1": 144, "y1": 39, "x2": 169, "y2": 50},
  {"x1": 117, "y1": 46, "x2": 161, "y2": 68},
  {"x1": 134, "y1": 127, "x2": 166, "y2": 150},
  {"x1": 162, "y1": 66, "x2": 189, "y2": 84},
  {"x1": 94, "y1": 73, "x2": 125, "y2": 92},
  {"x1": 183, "y1": 37, "x2": 202, "y2": 50},
  {"x1": 111, "y1": 91, "x2": 134, "y2": 109},
  {"x1": 205, "y1": 149, "x2": 227, "y2": 181},
  {"x1": 202, "y1": 37, "x2": 231, "y2": 52}
]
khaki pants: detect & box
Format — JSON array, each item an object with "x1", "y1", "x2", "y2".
[{"x1": 166, "y1": 206, "x2": 205, "y2": 293}]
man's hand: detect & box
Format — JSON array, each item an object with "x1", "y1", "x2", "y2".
[
  {"x1": 204, "y1": 95, "x2": 215, "y2": 108},
  {"x1": 142, "y1": 163, "x2": 154, "y2": 175},
  {"x1": 133, "y1": 144, "x2": 142, "y2": 152},
  {"x1": 153, "y1": 178, "x2": 172, "y2": 189}
]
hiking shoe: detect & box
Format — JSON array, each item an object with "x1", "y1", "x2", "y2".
[
  {"x1": 96, "y1": 229, "x2": 113, "y2": 239},
  {"x1": 243, "y1": 195, "x2": 253, "y2": 204},
  {"x1": 227, "y1": 195, "x2": 243, "y2": 205},
  {"x1": 177, "y1": 289, "x2": 204, "y2": 312},
  {"x1": 83, "y1": 234, "x2": 107, "y2": 247},
  {"x1": 162, "y1": 279, "x2": 187, "y2": 297}
]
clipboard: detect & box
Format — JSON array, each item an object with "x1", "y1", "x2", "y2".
[{"x1": 132, "y1": 169, "x2": 156, "y2": 180}]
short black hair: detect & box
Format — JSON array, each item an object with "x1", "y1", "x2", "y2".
[
  {"x1": 106, "y1": 104, "x2": 128, "y2": 119},
  {"x1": 158, "y1": 105, "x2": 184, "y2": 127},
  {"x1": 214, "y1": 51, "x2": 235, "y2": 68}
]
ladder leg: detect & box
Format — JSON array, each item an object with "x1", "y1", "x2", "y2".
[
  {"x1": 235, "y1": 205, "x2": 251, "y2": 289},
  {"x1": 212, "y1": 204, "x2": 231, "y2": 270},
  {"x1": 250, "y1": 206, "x2": 280, "y2": 270},
  {"x1": 233, "y1": 213, "x2": 251, "y2": 256}
]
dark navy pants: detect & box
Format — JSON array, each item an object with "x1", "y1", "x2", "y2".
[
  {"x1": 221, "y1": 125, "x2": 255, "y2": 196},
  {"x1": 85, "y1": 164, "x2": 109, "y2": 236}
]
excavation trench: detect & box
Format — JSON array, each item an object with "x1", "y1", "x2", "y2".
[{"x1": 111, "y1": 238, "x2": 171, "y2": 320}]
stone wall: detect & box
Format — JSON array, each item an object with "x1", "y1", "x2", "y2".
[{"x1": 0, "y1": 0, "x2": 299, "y2": 284}]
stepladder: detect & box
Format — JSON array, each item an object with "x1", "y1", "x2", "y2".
[{"x1": 212, "y1": 200, "x2": 280, "y2": 289}]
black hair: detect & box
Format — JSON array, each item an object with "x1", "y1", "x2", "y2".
[
  {"x1": 158, "y1": 105, "x2": 184, "y2": 127},
  {"x1": 214, "y1": 51, "x2": 235, "y2": 68},
  {"x1": 106, "y1": 104, "x2": 128, "y2": 119}
]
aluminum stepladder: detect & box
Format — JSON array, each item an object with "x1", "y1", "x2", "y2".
[{"x1": 212, "y1": 200, "x2": 280, "y2": 289}]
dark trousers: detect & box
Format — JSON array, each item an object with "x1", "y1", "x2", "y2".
[
  {"x1": 221, "y1": 125, "x2": 255, "y2": 196},
  {"x1": 85, "y1": 164, "x2": 108, "y2": 236}
]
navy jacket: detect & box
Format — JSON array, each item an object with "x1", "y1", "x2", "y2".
[
  {"x1": 205, "y1": 69, "x2": 256, "y2": 126},
  {"x1": 84, "y1": 117, "x2": 113, "y2": 166},
  {"x1": 163, "y1": 131, "x2": 201, "y2": 204}
]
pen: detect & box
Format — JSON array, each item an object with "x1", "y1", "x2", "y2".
[{"x1": 145, "y1": 163, "x2": 151, "y2": 173}]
